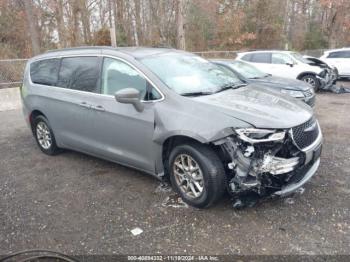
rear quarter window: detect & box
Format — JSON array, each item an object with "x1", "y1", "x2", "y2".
[
  {"x1": 57, "y1": 56, "x2": 101, "y2": 93},
  {"x1": 30, "y1": 58, "x2": 60, "y2": 86}
]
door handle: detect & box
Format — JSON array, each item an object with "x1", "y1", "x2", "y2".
[
  {"x1": 79, "y1": 102, "x2": 91, "y2": 109},
  {"x1": 92, "y1": 105, "x2": 105, "y2": 112}
]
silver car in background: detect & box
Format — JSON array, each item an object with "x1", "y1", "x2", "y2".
[
  {"x1": 21, "y1": 47, "x2": 322, "y2": 208},
  {"x1": 212, "y1": 59, "x2": 316, "y2": 107}
]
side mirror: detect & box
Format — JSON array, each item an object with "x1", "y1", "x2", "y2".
[
  {"x1": 115, "y1": 88, "x2": 144, "y2": 112},
  {"x1": 286, "y1": 62, "x2": 294, "y2": 67}
]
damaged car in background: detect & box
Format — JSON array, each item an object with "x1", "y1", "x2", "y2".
[
  {"x1": 236, "y1": 50, "x2": 333, "y2": 91},
  {"x1": 303, "y1": 55, "x2": 350, "y2": 94},
  {"x1": 22, "y1": 47, "x2": 322, "y2": 209},
  {"x1": 303, "y1": 55, "x2": 338, "y2": 86}
]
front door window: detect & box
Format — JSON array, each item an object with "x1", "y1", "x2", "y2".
[{"x1": 101, "y1": 58, "x2": 161, "y2": 101}]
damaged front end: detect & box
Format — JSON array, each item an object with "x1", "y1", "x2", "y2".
[{"x1": 214, "y1": 118, "x2": 322, "y2": 198}]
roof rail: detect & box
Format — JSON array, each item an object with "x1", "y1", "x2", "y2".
[
  {"x1": 46, "y1": 46, "x2": 119, "y2": 53},
  {"x1": 247, "y1": 49, "x2": 287, "y2": 52},
  {"x1": 150, "y1": 44, "x2": 175, "y2": 49}
]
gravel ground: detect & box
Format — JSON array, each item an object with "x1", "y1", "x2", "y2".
[{"x1": 0, "y1": 87, "x2": 350, "y2": 256}]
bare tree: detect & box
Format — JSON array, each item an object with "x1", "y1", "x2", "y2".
[
  {"x1": 128, "y1": 0, "x2": 139, "y2": 46},
  {"x1": 55, "y1": 0, "x2": 67, "y2": 48},
  {"x1": 175, "y1": 0, "x2": 186, "y2": 49},
  {"x1": 80, "y1": 0, "x2": 92, "y2": 44},
  {"x1": 22, "y1": 0, "x2": 40, "y2": 54},
  {"x1": 3, "y1": 0, "x2": 350, "y2": 57}
]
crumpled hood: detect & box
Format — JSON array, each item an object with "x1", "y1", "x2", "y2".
[
  {"x1": 193, "y1": 84, "x2": 313, "y2": 129},
  {"x1": 249, "y1": 76, "x2": 311, "y2": 91}
]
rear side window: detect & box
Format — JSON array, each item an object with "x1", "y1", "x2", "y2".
[
  {"x1": 30, "y1": 59, "x2": 60, "y2": 86},
  {"x1": 327, "y1": 51, "x2": 350, "y2": 58},
  {"x1": 57, "y1": 57, "x2": 101, "y2": 93},
  {"x1": 250, "y1": 53, "x2": 271, "y2": 63}
]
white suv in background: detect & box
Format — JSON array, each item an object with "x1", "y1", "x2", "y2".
[
  {"x1": 320, "y1": 48, "x2": 350, "y2": 78},
  {"x1": 236, "y1": 50, "x2": 330, "y2": 91}
]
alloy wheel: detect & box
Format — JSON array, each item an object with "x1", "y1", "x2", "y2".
[
  {"x1": 173, "y1": 154, "x2": 204, "y2": 199},
  {"x1": 36, "y1": 121, "x2": 52, "y2": 150},
  {"x1": 303, "y1": 77, "x2": 316, "y2": 87}
]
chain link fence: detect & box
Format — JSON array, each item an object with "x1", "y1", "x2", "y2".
[
  {"x1": 301, "y1": 49, "x2": 326, "y2": 57},
  {"x1": 194, "y1": 49, "x2": 327, "y2": 59},
  {"x1": 0, "y1": 59, "x2": 27, "y2": 89},
  {"x1": 0, "y1": 49, "x2": 328, "y2": 88},
  {"x1": 193, "y1": 50, "x2": 239, "y2": 59}
]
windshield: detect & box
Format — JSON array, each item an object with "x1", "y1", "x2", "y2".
[
  {"x1": 290, "y1": 52, "x2": 310, "y2": 64},
  {"x1": 227, "y1": 61, "x2": 269, "y2": 79},
  {"x1": 140, "y1": 53, "x2": 242, "y2": 95}
]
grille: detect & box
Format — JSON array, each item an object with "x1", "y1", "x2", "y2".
[{"x1": 292, "y1": 117, "x2": 319, "y2": 149}]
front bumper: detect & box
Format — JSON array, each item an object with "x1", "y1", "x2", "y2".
[
  {"x1": 221, "y1": 119, "x2": 323, "y2": 198},
  {"x1": 273, "y1": 158, "x2": 320, "y2": 196},
  {"x1": 272, "y1": 122, "x2": 323, "y2": 196},
  {"x1": 317, "y1": 70, "x2": 336, "y2": 89}
]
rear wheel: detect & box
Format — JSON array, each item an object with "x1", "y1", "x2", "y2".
[
  {"x1": 32, "y1": 115, "x2": 60, "y2": 155},
  {"x1": 301, "y1": 74, "x2": 320, "y2": 91},
  {"x1": 168, "y1": 142, "x2": 226, "y2": 208}
]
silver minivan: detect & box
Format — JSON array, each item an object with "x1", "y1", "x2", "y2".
[{"x1": 21, "y1": 47, "x2": 322, "y2": 208}]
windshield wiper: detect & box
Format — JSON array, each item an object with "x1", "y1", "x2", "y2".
[
  {"x1": 249, "y1": 76, "x2": 262, "y2": 79},
  {"x1": 249, "y1": 74, "x2": 270, "y2": 79},
  {"x1": 181, "y1": 83, "x2": 246, "y2": 97},
  {"x1": 181, "y1": 91, "x2": 213, "y2": 97},
  {"x1": 215, "y1": 83, "x2": 247, "y2": 93}
]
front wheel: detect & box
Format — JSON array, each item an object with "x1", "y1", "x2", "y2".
[
  {"x1": 301, "y1": 74, "x2": 320, "y2": 92},
  {"x1": 168, "y1": 143, "x2": 226, "y2": 208}
]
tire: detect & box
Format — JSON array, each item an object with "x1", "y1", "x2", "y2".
[
  {"x1": 301, "y1": 74, "x2": 320, "y2": 92},
  {"x1": 168, "y1": 142, "x2": 226, "y2": 208},
  {"x1": 32, "y1": 115, "x2": 60, "y2": 155}
]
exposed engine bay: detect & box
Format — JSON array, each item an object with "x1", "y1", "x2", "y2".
[{"x1": 214, "y1": 123, "x2": 321, "y2": 198}]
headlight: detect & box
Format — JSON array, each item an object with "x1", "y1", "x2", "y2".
[
  {"x1": 235, "y1": 128, "x2": 286, "y2": 144},
  {"x1": 281, "y1": 89, "x2": 305, "y2": 98}
]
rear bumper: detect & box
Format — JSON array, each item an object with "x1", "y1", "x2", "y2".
[
  {"x1": 273, "y1": 158, "x2": 320, "y2": 196},
  {"x1": 21, "y1": 99, "x2": 31, "y2": 129}
]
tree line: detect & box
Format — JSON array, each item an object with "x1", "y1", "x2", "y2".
[{"x1": 0, "y1": 0, "x2": 349, "y2": 58}]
